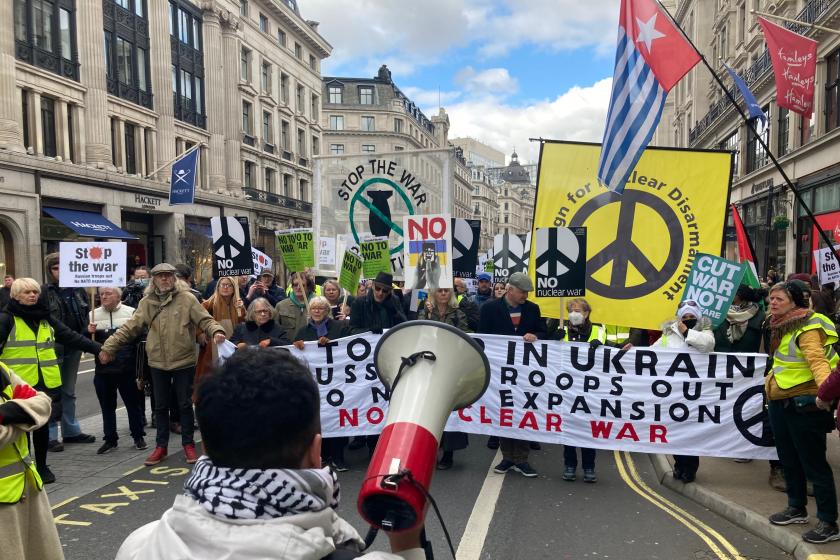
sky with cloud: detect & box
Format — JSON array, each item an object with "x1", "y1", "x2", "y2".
[{"x1": 302, "y1": 0, "x2": 621, "y2": 164}]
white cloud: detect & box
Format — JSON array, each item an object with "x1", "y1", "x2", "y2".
[
  {"x1": 301, "y1": 0, "x2": 620, "y2": 76},
  {"x1": 433, "y1": 78, "x2": 613, "y2": 164},
  {"x1": 455, "y1": 67, "x2": 519, "y2": 95}
]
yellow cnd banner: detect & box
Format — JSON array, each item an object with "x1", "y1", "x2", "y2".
[{"x1": 530, "y1": 141, "x2": 733, "y2": 330}]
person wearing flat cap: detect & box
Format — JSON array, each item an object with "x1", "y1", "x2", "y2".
[
  {"x1": 478, "y1": 272, "x2": 547, "y2": 478},
  {"x1": 99, "y1": 263, "x2": 227, "y2": 468},
  {"x1": 349, "y1": 272, "x2": 406, "y2": 336},
  {"x1": 627, "y1": 300, "x2": 714, "y2": 483}
]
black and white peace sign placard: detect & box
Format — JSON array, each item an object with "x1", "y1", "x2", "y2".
[
  {"x1": 534, "y1": 227, "x2": 587, "y2": 298},
  {"x1": 452, "y1": 218, "x2": 481, "y2": 279},
  {"x1": 211, "y1": 216, "x2": 253, "y2": 279},
  {"x1": 492, "y1": 233, "x2": 530, "y2": 282}
]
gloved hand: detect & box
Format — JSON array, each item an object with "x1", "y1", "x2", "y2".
[
  {"x1": 555, "y1": 328, "x2": 566, "y2": 340},
  {"x1": 12, "y1": 383, "x2": 37, "y2": 400},
  {"x1": 589, "y1": 339, "x2": 603, "y2": 349},
  {"x1": 293, "y1": 340, "x2": 305, "y2": 350}
]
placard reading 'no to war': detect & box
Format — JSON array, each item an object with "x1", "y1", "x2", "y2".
[{"x1": 59, "y1": 242, "x2": 127, "y2": 287}]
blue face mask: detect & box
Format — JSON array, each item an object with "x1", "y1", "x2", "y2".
[{"x1": 136, "y1": 278, "x2": 149, "y2": 287}]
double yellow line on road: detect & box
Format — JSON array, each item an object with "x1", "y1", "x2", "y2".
[{"x1": 614, "y1": 451, "x2": 743, "y2": 560}]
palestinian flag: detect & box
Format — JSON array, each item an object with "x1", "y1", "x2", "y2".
[{"x1": 732, "y1": 204, "x2": 761, "y2": 288}]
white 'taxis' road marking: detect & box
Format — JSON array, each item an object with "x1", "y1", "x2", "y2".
[{"x1": 456, "y1": 450, "x2": 503, "y2": 560}]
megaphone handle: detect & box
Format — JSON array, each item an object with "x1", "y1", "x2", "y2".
[{"x1": 420, "y1": 528, "x2": 434, "y2": 560}]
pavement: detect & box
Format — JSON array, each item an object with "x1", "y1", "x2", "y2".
[{"x1": 650, "y1": 438, "x2": 840, "y2": 560}]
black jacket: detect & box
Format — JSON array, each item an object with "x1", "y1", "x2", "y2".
[
  {"x1": 713, "y1": 306, "x2": 766, "y2": 353},
  {"x1": 0, "y1": 300, "x2": 101, "y2": 388},
  {"x1": 478, "y1": 297, "x2": 547, "y2": 339},
  {"x1": 0, "y1": 287, "x2": 10, "y2": 312},
  {"x1": 458, "y1": 295, "x2": 480, "y2": 331},
  {"x1": 122, "y1": 281, "x2": 147, "y2": 309},
  {"x1": 349, "y1": 290, "x2": 407, "y2": 334},
  {"x1": 294, "y1": 318, "x2": 352, "y2": 342},
  {"x1": 230, "y1": 320, "x2": 290, "y2": 347},
  {"x1": 42, "y1": 283, "x2": 90, "y2": 335},
  {"x1": 243, "y1": 279, "x2": 285, "y2": 307}
]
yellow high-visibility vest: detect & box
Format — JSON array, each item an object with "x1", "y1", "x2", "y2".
[
  {"x1": 0, "y1": 316, "x2": 61, "y2": 389},
  {"x1": 772, "y1": 313, "x2": 839, "y2": 390},
  {"x1": 0, "y1": 362, "x2": 42, "y2": 503},
  {"x1": 564, "y1": 323, "x2": 607, "y2": 343}
]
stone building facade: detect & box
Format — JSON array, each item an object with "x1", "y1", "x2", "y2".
[
  {"x1": 655, "y1": 0, "x2": 840, "y2": 277},
  {"x1": 0, "y1": 0, "x2": 329, "y2": 284},
  {"x1": 496, "y1": 152, "x2": 535, "y2": 238},
  {"x1": 320, "y1": 65, "x2": 473, "y2": 219}
]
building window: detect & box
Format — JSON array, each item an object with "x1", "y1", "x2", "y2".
[
  {"x1": 777, "y1": 107, "x2": 789, "y2": 157},
  {"x1": 14, "y1": 0, "x2": 79, "y2": 81},
  {"x1": 124, "y1": 122, "x2": 136, "y2": 174},
  {"x1": 309, "y1": 54, "x2": 317, "y2": 71},
  {"x1": 294, "y1": 42, "x2": 302, "y2": 59},
  {"x1": 329, "y1": 115, "x2": 344, "y2": 130},
  {"x1": 242, "y1": 100, "x2": 253, "y2": 135},
  {"x1": 277, "y1": 29, "x2": 286, "y2": 46},
  {"x1": 827, "y1": 49, "x2": 839, "y2": 133},
  {"x1": 41, "y1": 96, "x2": 57, "y2": 157},
  {"x1": 328, "y1": 85, "x2": 342, "y2": 104},
  {"x1": 283, "y1": 173, "x2": 292, "y2": 196},
  {"x1": 102, "y1": 0, "x2": 151, "y2": 106},
  {"x1": 239, "y1": 0, "x2": 248, "y2": 17},
  {"x1": 746, "y1": 107, "x2": 769, "y2": 173},
  {"x1": 170, "y1": 0, "x2": 204, "y2": 127},
  {"x1": 330, "y1": 144, "x2": 345, "y2": 155},
  {"x1": 310, "y1": 94, "x2": 319, "y2": 120},
  {"x1": 299, "y1": 179, "x2": 308, "y2": 201},
  {"x1": 362, "y1": 144, "x2": 375, "y2": 153},
  {"x1": 280, "y1": 73, "x2": 289, "y2": 104},
  {"x1": 264, "y1": 168, "x2": 274, "y2": 192},
  {"x1": 243, "y1": 161, "x2": 254, "y2": 188},
  {"x1": 394, "y1": 145, "x2": 404, "y2": 151},
  {"x1": 717, "y1": 129, "x2": 739, "y2": 179},
  {"x1": 361, "y1": 116, "x2": 375, "y2": 131},
  {"x1": 312, "y1": 135, "x2": 319, "y2": 156},
  {"x1": 359, "y1": 86, "x2": 374, "y2": 105},
  {"x1": 800, "y1": 113, "x2": 815, "y2": 146},
  {"x1": 281, "y1": 120, "x2": 290, "y2": 149},
  {"x1": 240, "y1": 47, "x2": 251, "y2": 82},
  {"x1": 261, "y1": 61, "x2": 271, "y2": 93},
  {"x1": 394, "y1": 118, "x2": 403, "y2": 133},
  {"x1": 296, "y1": 85, "x2": 305, "y2": 115},
  {"x1": 297, "y1": 128, "x2": 306, "y2": 156},
  {"x1": 262, "y1": 111, "x2": 272, "y2": 144},
  {"x1": 259, "y1": 13, "x2": 268, "y2": 33}
]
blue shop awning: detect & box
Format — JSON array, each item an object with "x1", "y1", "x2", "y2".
[{"x1": 43, "y1": 207, "x2": 138, "y2": 240}]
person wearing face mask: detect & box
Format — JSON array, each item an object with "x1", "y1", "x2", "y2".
[
  {"x1": 548, "y1": 298, "x2": 606, "y2": 483},
  {"x1": 122, "y1": 267, "x2": 150, "y2": 309}
]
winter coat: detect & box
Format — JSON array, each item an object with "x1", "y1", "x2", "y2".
[
  {"x1": 91, "y1": 303, "x2": 137, "y2": 376},
  {"x1": 195, "y1": 297, "x2": 245, "y2": 380},
  {"x1": 275, "y1": 297, "x2": 311, "y2": 342},
  {"x1": 418, "y1": 304, "x2": 472, "y2": 332},
  {"x1": 116, "y1": 494, "x2": 424, "y2": 560},
  {"x1": 649, "y1": 320, "x2": 715, "y2": 352},
  {"x1": 712, "y1": 306, "x2": 766, "y2": 353},
  {"x1": 0, "y1": 369, "x2": 63, "y2": 560},
  {"x1": 294, "y1": 318, "x2": 351, "y2": 343},
  {"x1": 457, "y1": 295, "x2": 480, "y2": 331},
  {"x1": 101, "y1": 283, "x2": 224, "y2": 371},
  {"x1": 349, "y1": 290, "x2": 407, "y2": 335},
  {"x1": 472, "y1": 290, "x2": 493, "y2": 308},
  {"x1": 0, "y1": 300, "x2": 101, "y2": 389},
  {"x1": 41, "y1": 283, "x2": 90, "y2": 355},
  {"x1": 230, "y1": 321, "x2": 290, "y2": 347},
  {"x1": 477, "y1": 297, "x2": 547, "y2": 339}
]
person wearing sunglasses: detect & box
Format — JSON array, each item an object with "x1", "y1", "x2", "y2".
[{"x1": 349, "y1": 272, "x2": 406, "y2": 336}]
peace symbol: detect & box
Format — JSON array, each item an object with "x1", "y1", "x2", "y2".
[
  {"x1": 733, "y1": 385, "x2": 774, "y2": 447},
  {"x1": 569, "y1": 190, "x2": 683, "y2": 299},
  {"x1": 349, "y1": 178, "x2": 415, "y2": 256}
]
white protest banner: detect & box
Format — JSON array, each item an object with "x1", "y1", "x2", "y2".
[
  {"x1": 403, "y1": 214, "x2": 453, "y2": 290},
  {"x1": 287, "y1": 333, "x2": 776, "y2": 459},
  {"x1": 59, "y1": 242, "x2": 127, "y2": 287},
  {"x1": 814, "y1": 244, "x2": 840, "y2": 287},
  {"x1": 251, "y1": 248, "x2": 273, "y2": 275},
  {"x1": 319, "y1": 236, "x2": 336, "y2": 268}
]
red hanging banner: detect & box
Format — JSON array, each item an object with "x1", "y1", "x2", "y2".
[{"x1": 758, "y1": 17, "x2": 818, "y2": 117}]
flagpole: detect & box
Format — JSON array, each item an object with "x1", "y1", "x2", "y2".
[
  {"x1": 656, "y1": 1, "x2": 840, "y2": 276},
  {"x1": 145, "y1": 142, "x2": 204, "y2": 180},
  {"x1": 750, "y1": 10, "x2": 840, "y2": 36}
]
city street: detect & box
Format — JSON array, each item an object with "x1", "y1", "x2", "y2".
[{"x1": 53, "y1": 364, "x2": 790, "y2": 560}]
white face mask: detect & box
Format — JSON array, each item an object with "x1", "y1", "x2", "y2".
[{"x1": 568, "y1": 311, "x2": 585, "y2": 326}]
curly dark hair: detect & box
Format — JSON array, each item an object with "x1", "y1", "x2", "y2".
[
  {"x1": 195, "y1": 348, "x2": 320, "y2": 469},
  {"x1": 736, "y1": 284, "x2": 768, "y2": 304}
]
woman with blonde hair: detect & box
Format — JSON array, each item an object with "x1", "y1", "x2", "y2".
[
  {"x1": 195, "y1": 276, "x2": 245, "y2": 384},
  {"x1": 418, "y1": 286, "x2": 471, "y2": 469}
]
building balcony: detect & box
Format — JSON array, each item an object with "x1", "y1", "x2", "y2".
[
  {"x1": 15, "y1": 41, "x2": 80, "y2": 81},
  {"x1": 282, "y1": 149, "x2": 293, "y2": 161},
  {"x1": 264, "y1": 142, "x2": 275, "y2": 154},
  {"x1": 242, "y1": 187, "x2": 312, "y2": 213},
  {"x1": 242, "y1": 133, "x2": 256, "y2": 147}
]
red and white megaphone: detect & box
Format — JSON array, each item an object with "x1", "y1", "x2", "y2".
[{"x1": 358, "y1": 321, "x2": 490, "y2": 532}]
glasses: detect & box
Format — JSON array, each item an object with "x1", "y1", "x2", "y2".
[
  {"x1": 373, "y1": 285, "x2": 391, "y2": 294},
  {"x1": 255, "y1": 309, "x2": 272, "y2": 315},
  {"x1": 311, "y1": 306, "x2": 330, "y2": 312}
]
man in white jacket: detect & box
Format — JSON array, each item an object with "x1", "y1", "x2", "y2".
[{"x1": 116, "y1": 348, "x2": 424, "y2": 560}]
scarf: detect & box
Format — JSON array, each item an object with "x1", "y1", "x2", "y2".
[
  {"x1": 309, "y1": 318, "x2": 329, "y2": 337},
  {"x1": 768, "y1": 308, "x2": 811, "y2": 353},
  {"x1": 209, "y1": 293, "x2": 241, "y2": 336},
  {"x1": 726, "y1": 304, "x2": 759, "y2": 344},
  {"x1": 289, "y1": 291, "x2": 312, "y2": 309},
  {"x1": 183, "y1": 456, "x2": 340, "y2": 521}
]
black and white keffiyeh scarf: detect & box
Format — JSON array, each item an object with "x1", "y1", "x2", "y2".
[{"x1": 184, "y1": 456, "x2": 340, "y2": 520}]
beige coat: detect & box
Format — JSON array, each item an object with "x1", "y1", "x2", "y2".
[
  {"x1": 102, "y1": 283, "x2": 224, "y2": 371},
  {"x1": 0, "y1": 370, "x2": 63, "y2": 560}
]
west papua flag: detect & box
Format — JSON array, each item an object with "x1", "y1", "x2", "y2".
[
  {"x1": 732, "y1": 204, "x2": 761, "y2": 288},
  {"x1": 598, "y1": 0, "x2": 700, "y2": 194},
  {"x1": 758, "y1": 17, "x2": 818, "y2": 117}
]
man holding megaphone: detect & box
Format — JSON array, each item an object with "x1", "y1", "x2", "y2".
[{"x1": 116, "y1": 349, "x2": 426, "y2": 560}]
